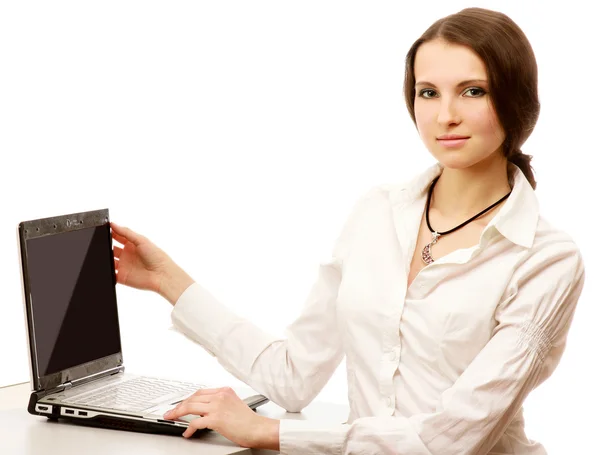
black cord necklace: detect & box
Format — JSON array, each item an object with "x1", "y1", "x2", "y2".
[{"x1": 421, "y1": 176, "x2": 512, "y2": 265}]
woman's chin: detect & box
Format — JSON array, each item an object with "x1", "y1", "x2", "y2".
[
  {"x1": 431, "y1": 148, "x2": 500, "y2": 171},
  {"x1": 432, "y1": 153, "x2": 480, "y2": 170}
]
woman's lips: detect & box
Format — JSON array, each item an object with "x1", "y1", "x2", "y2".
[{"x1": 437, "y1": 137, "x2": 470, "y2": 148}]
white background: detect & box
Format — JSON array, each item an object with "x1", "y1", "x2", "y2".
[{"x1": 1, "y1": 1, "x2": 597, "y2": 452}]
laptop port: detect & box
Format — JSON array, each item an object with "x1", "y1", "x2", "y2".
[
  {"x1": 36, "y1": 404, "x2": 52, "y2": 414},
  {"x1": 78, "y1": 411, "x2": 88, "y2": 416},
  {"x1": 65, "y1": 409, "x2": 75, "y2": 415}
]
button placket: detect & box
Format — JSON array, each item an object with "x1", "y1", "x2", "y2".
[{"x1": 380, "y1": 318, "x2": 400, "y2": 397}]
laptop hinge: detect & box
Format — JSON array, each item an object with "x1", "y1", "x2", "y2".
[
  {"x1": 53, "y1": 365, "x2": 125, "y2": 392},
  {"x1": 68, "y1": 365, "x2": 124, "y2": 388}
]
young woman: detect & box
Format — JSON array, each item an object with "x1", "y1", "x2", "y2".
[{"x1": 111, "y1": 7, "x2": 585, "y2": 454}]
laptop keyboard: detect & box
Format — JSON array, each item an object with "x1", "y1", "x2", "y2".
[{"x1": 64, "y1": 377, "x2": 204, "y2": 412}]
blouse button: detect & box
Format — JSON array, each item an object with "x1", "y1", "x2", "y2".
[{"x1": 386, "y1": 396, "x2": 394, "y2": 408}]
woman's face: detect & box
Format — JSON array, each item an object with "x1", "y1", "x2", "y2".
[{"x1": 413, "y1": 39, "x2": 505, "y2": 170}]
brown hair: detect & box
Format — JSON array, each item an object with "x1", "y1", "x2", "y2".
[{"x1": 403, "y1": 7, "x2": 539, "y2": 189}]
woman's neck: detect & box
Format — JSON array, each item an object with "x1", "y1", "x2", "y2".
[{"x1": 431, "y1": 154, "x2": 512, "y2": 219}]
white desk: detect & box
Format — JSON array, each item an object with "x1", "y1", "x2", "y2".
[{"x1": 0, "y1": 383, "x2": 349, "y2": 455}]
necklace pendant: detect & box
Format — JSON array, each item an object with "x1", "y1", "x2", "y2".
[{"x1": 421, "y1": 232, "x2": 440, "y2": 265}]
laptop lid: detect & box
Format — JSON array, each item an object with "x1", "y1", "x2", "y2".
[{"x1": 18, "y1": 209, "x2": 124, "y2": 393}]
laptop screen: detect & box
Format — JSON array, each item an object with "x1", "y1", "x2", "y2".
[{"x1": 26, "y1": 223, "x2": 121, "y2": 376}]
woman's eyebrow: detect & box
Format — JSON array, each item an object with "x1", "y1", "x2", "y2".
[{"x1": 414, "y1": 79, "x2": 488, "y2": 88}]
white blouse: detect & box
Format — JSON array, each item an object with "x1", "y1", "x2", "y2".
[{"x1": 171, "y1": 163, "x2": 585, "y2": 454}]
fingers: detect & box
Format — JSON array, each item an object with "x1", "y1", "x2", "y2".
[
  {"x1": 183, "y1": 417, "x2": 211, "y2": 438},
  {"x1": 110, "y1": 222, "x2": 144, "y2": 247},
  {"x1": 164, "y1": 402, "x2": 209, "y2": 421},
  {"x1": 163, "y1": 387, "x2": 236, "y2": 439},
  {"x1": 187, "y1": 396, "x2": 212, "y2": 404},
  {"x1": 167, "y1": 394, "x2": 212, "y2": 417},
  {"x1": 113, "y1": 246, "x2": 122, "y2": 273},
  {"x1": 165, "y1": 389, "x2": 233, "y2": 420},
  {"x1": 191, "y1": 386, "x2": 234, "y2": 398},
  {"x1": 166, "y1": 402, "x2": 212, "y2": 439},
  {"x1": 111, "y1": 230, "x2": 129, "y2": 246}
]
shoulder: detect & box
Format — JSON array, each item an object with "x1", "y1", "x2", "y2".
[
  {"x1": 514, "y1": 215, "x2": 585, "y2": 288},
  {"x1": 333, "y1": 183, "x2": 406, "y2": 255},
  {"x1": 531, "y1": 216, "x2": 583, "y2": 261},
  {"x1": 352, "y1": 164, "x2": 441, "y2": 209},
  {"x1": 344, "y1": 183, "x2": 399, "y2": 218},
  {"x1": 353, "y1": 179, "x2": 416, "y2": 209},
  {"x1": 342, "y1": 182, "x2": 413, "y2": 231},
  {"x1": 359, "y1": 183, "x2": 400, "y2": 201}
]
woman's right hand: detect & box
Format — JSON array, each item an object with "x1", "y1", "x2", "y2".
[{"x1": 110, "y1": 222, "x2": 194, "y2": 305}]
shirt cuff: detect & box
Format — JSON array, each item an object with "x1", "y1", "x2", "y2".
[{"x1": 279, "y1": 419, "x2": 347, "y2": 455}]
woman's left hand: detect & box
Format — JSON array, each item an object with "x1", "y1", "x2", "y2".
[{"x1": 163, "y1": 387, "x2": 279, "y2": 449}]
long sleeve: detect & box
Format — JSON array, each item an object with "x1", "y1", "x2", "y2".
[
  {"x1": 278, "y1": 240, "x2": 585, "y2": 454},
  {"x1": 170, "y1": 189, "x2": 375, "y2": 412}
]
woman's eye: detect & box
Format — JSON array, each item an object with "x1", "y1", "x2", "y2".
[
  {"x1": 464, "y1": 87, "x2": 486, "y2": 97},
  {"x1": 419, "y1": 89, "x2": 437, "y2": 99}
]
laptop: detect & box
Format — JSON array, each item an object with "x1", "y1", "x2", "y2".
[{"x1": 17, "y1": 208, "x2": 269, "y2": 436}]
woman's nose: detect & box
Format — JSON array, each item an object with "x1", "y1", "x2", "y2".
[{"x1": 437, "y1": 99, "x2": 461, "y2": 126}]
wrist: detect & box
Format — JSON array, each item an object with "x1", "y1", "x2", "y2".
[
  {"x1": 254, "y1": 416, "x2": 280, "y2": 451},
  {"x1": 158, "y1": 263, "x2": 195, "y2": 306}
]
